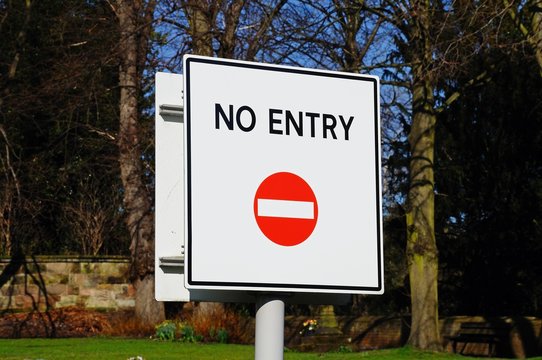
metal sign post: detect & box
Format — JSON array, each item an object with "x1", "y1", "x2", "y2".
[{"x1": 255, "y1": 293, "x2": 286, "y2": 360}]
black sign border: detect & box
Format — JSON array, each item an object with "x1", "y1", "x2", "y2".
[{"x1": 184, "y1": 55, "x2": 382, "y2": 293}]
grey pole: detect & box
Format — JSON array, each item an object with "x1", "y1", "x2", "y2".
[{"x1": 255, "y1": 294, "x2": 285, "y2": 360}]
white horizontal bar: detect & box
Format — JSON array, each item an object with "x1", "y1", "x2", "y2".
[
  {"x1": 159, "y1": 104, "x2": 184, "y2": 118},
  {"x1": 257, "y1": 198, "x2": 314, "y2": 219}
]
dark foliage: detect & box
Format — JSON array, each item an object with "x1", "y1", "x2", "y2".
[
  {"x1": 436, "y1": 49, "x2": 542, "y2": 316},
  {"x1": 0, "y1": 0, "x2": 129, "y2": 256}
]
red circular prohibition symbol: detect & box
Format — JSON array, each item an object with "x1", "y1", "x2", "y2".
[{"x1": 253, "y1": 172, "x2": 318, "y2": 246}]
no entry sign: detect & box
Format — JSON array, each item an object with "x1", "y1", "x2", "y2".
[
  {"x1": 254, "y1": 172, "x2": 318, "y2": 247},
  {"x1": 184, "y1": 55, "x2": 383, "y2": 294}
]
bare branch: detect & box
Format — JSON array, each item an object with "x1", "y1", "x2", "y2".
[{"x1": 246, "y1": 0, "x2": 288, "y2": 61}]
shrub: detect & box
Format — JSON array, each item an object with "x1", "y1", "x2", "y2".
[
  {"x1": 209, "y1": 327, "x2": 228, "y2": 344},
  {"x1": 216, "y1": 328, "x2": 228, "y2": 343},
  {"x1": 155, "y1": 321, "x2": 176, "y2": 341},
  {"x1": 186, "y1": 304, "x2": 250, "y2": 343},
  {"x1": 179, "y1": 324, "x2": 202, "y2": 343}
]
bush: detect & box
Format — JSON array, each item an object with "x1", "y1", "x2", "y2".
[
  {"x1": 155, "y1": 321, "x2": 176, "y2": 341},
  {"x1": 209, "y1": 327, "x2": 228, "y2": 344},
  {"x1": 216, "y1": 328, "x2": 228, "y2": 344},
  {"x1": 187, "y1": 304, "x2": 250, "y2": 343},
  {"x1": 179, "y1": 324, "x2": 202, "y2": 343}
]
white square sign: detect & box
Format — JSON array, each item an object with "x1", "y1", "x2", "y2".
[{"x1": 184, "y1": 55, "x2": 383, "y2": 294}]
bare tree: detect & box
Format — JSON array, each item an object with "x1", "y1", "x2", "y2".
[
  {"x1": 157, "y1": 0, "x2": 289, "y2": 69},
  {"x1": 532, "y1": 0, "x2": 542, "y2": 72},
  {"x1": 1, "y1": 0, "x2": 126, "y2": 258},
  {"x1": 0, "y1": 126, "x2": 20, "y2": 256},
  {"x1": 61, "y1": 179, "x2": 121, "y2": 256},
  {"x1": 0, "y1": 2, "x2": 29, "y2": 255},
  {"x1": 364, "y1": 0, "x2": 513, "y2": 349},
  {"x1": 160, "y1": 0, "x2": 289, "y2": 317},
  {"x1": 504, "y1": 0, "x2": 542, "y2": 74},
  {"x1": 363, "y1": 0, "x2": 447, "y2": 349},
  {"x1": 114, "y1": 0, "x2": 164, "y2": 326},
  {"x1": 181, "y1": 0, "x2": 216, "y2": 56},
  {"x1": 398, "y1": 0, "x2": 442, "y2": 349},
  {"x1": 288, "y1": 0, "x2": 383, "y2": 72}
]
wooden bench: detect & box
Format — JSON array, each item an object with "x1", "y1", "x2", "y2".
[{"x1": 446, "y1": 322, "x2": 510, "y2": 357}]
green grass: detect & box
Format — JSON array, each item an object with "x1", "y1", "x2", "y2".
[{"x1": 0, "y1": 338, "x2": 538, "y2": 360}]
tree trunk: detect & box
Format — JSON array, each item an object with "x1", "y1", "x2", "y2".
[
  {"x1": 505, "y1": 0, "x2": 542, "y2": 75},
  {"x1": 117, "y1": 0, "x2": 164, "y2": 326},
  {"x1": 218, "y1": 0, "x2": 244, "y2": 58},
  {"x1": 405, "y1": 0, "x2": 441, "y2": 351},
  {"x1": 532, "y1": 0, "x2": 542, "y2": 74},
  {"x1": 406, "y1": 79, "x2": 440, "y2": 349},
  {"x1": 183, "y1": 0, "x2": 214, "y2": 57},
  {"x1": 181, "y1": 0, "x2": 219, "y2": 315},
  {"x1": 134, "y1": 276, "x2": 164, "y2": 325}
]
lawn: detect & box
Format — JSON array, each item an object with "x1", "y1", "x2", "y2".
[{"x1": 0, "y1": 338, "x2": 536, "y2": 360}]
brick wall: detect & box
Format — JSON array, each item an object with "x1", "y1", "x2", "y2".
[{"x1": 0, "y1": 256, "x2": 134, "y2": 312}]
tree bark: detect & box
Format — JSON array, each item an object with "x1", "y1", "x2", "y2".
[
  {"x1": 180, "y1": 0, "x2": 220, "y2": 315},
  {"x1": 406, "y1": 78, "x2": 440, "y2": 350},
  {"x1": 244, "y1": 0, "x2": 287, "y2": 61},
  {"x1": 405, "y1": 0, "x2": 441, "y2": 351},
  {"x1": 332, "y1": 0, "x2": 363, "y2": 72},
  {"x1": 0, "y1": 0, "x2": 32, "y2": 110},
  {"x1": 183, "y1": 0, "x2": 214, "y2": 57},
  {"x1": 117, "y1": 0, "x2": 164, "y2": 326},
  {"x1": 504, "y1": 0, "x2": 542, "y2": 75},
  {"x1": 531, "y1": 0, "x2": 542, "y2": 73},
  {"x1": 219, "y1": 0, "x2": 245, "y2": 58}
]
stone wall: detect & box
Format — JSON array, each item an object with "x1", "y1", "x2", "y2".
[
  {"x1": 2, "y1": 258, "x2": 542, "y2": 358},
  {"x1": 0, "y1": 256, "x2": 134, "y2": 312}
]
